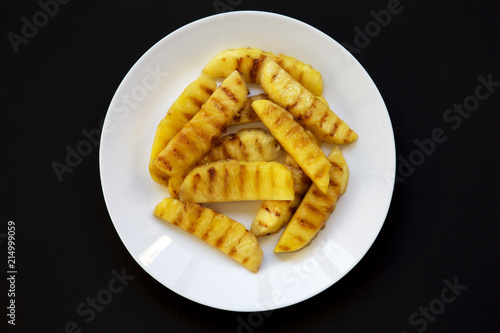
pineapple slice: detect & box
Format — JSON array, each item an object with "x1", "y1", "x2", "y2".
[
  {"x1": 153, "y1": 198, "x2": 263, "y2": 272},
  {"x1": 272, "y1": 53, "x2": 323, "y2": 96},
  {"x1": 251, "y1": 99, "x2": 331, "y2": 193},
  {"x1": 149, "y1": 74, "x2": 217, "y2": 186},
  {"x1": 274, "y1": 146, "x2": 349, "y2": 253},
  {"x1": 179, "y1": 160, "x2": 295, "y2": 203},
  {"x1": 229, "y1": 93, "x2": 268, "y2": 126},
  {"x1": 256, "y1": 57, "x2": 358, "y2": 145},
  {"x1": 154, "y1": 70, "x2": 247, "y2": 177},
  {"x1": 200, "y1": 128, "x2": 283, "y2": 163},
  {"x1": 251, "y1": 131, "x2": 320, "y2": 237},
  {"x1": 202, "y1": 47, "x2": 323, "y2": 95},
  {"x1": 168, "y1": 127, "x2": 283, "y2": 198}
]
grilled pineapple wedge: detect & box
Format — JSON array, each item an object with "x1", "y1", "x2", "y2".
[
  {"x1": 179, "y1": 160, "x2": 295, "y2": 203},
  {"x1": 274, "y1": 146, "x2": 349, "y2": 253},
  {"x1": 153, "y1": 198, "x2": 263, "y2": 272},
  {"x1": 229, "y1": 93, "x2": 268, "y2": 126},
  {"x1": 257, "y1": 57, "x2": 358, "y2": 145},
  {"x1": 149, "y1": 74, "x2": 217, "y2": 186},
  {"x1": 200, "y1": 128, "x2": 283, "y2": 163},
  {"x1": 252, "y1": 99, "x2": 331, "y2": 193},
  {"x1": 154, "y1": 70, "x2": 247, "y2": 177},
  {"x1": 251, "y1": 131, "x2": 320, "y2": 237},
  {"x1": 202, "y1": 47, "x2": 323, "y2": 95},
  {"x1": 272, "y1": 53, "x2": 323, "y2": 96},
  {"x1": 168, "y1": 127, "x2": 283, "y2": 198}
]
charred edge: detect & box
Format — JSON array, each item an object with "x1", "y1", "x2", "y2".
[
  {"x1": 250, "y1": 56, "x2": 264, "y2": 83},
  {"x1": 236, "y1": 57, "x2": 243, "y2": 74}
]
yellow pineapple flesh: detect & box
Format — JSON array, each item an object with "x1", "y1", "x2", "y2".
[
  {"x1": 229, "y1": 93, "x2": 268, "y2": 126},
  {"x1": 202, "y1": 47, "x2": 323, "y2": 95},
  {"x1": 274, "y1": 146, "x2": 349, "y2": 253},
  {"x1": 154, "y1": 70, "x2": 247, "y2": 177},
  {"x1": 251, "y1": 99, "x2": 331, "y2": 193},
  {"x1": 251, "y1": 131, "x2": 320, "y2": 237},
  {"x1": 149, "y1": 74, "x2": 217, "y2": 186},
  {"x1": 257, "y1": 57, "x2": 358, "y2": 145},
  {"x1": 179, "y1": 160, "x2": 295, "y2": 203},
  {"x1": 153, "y1": 198, "x2": 263, "y2": 272},
  {"x1": 273, "y1": 53, "x2": 323, "y2": 96},
  {"x1": 200, "y1": 128, "x2": 283, "y2": 164}
]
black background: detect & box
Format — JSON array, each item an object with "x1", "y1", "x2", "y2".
[{"x1": 2, "y1": 0, "x2": 499, "y2": 332}]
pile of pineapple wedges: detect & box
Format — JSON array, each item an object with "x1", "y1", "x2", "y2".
[{"x1": 149, "y1": 47, "x2": 357, "y2": 273}]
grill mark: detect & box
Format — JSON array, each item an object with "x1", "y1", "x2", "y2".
[
  {"x1": 155, "y1": 156, "x2": 171, "y2": 172},
  {"x1": 329, "y1": 120, "x2": 341, "y2": 137},
  {"x1": 223, "y1": 167, "x2": 230, "y2": 198},
  {"x1": 202, "y1": 85, "x2": 215, "y2": 95},
  {"x1": 236, "y1": 57, "x2": 243, "y2": 73},
  {"x1": 238, "y1": 164, "x2": 246, "y2": 195},
  {"x1": 189, "y1": 96, "x2": 203, "y2": 108},
  {"x1": 305, "y1": 202, "x2": 323, "y2": 216},
  {"x1": 254, "y1": 167, "x2": 260, "y2": 196},
  {"x1": 250, "y1": 56, "x2": 264, "y2": 83},
  {"x1": 208, "y1": 166, "x2": 217, "y2": 181},
  {"x1": 221, "y1": 86, "x2": 239, "y2": 103},
  {"x1": 274, "y1": 112, "x2": 290, "y2": 128},
  {"x1": 192, "y1": 173, "x2": 201, "y2": 193},
  {"x1": 237, "y1": 137, "x2": 248, "y2": 160},
  {"x1": 312, "y1": 187, "x2": 329, "y2": 200},
  {"x1": 187, "y1": 204, "x2": 203, "y2": 233}
]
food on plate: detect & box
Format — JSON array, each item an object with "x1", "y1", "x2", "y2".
[
  {"x1": 200, "y1": 128, "x2": 283, "y2": 164},
  {"x1": 250, "y1": 131, "x2": 320, "y2": 237},
  {"x1": 274, "y1": 146, "x2": 349, "y2": 253},
  {"x1": 179, "y1": 160, "x2": 295, "y2": 203},
  {"x1": 147, "y1": 47, "x2": 358, "y2": 271},
  {"x1": 153, "y1": 198, "x2": 263, "y2": 272},
  {"x1": 252, "y1": 99, "x2": 331, "y2": 193},
  {"x1": 229, "y1": 93, "x2": 268, "y2": 126},
  {"x1": 168, "y1": 127, "x2": 283, "y2": 198},
  {"x1": 154, "y1": 70, "x2": 247, "y2": 178},
  {"x1": 202, "y1": 47, "x2": 323, "y2": 95},
  {"x1": 149, "y1": 74, "x2": 217, "y2": 186},
  {"x1": 256, "y1": 56, "x2": 358, "y2": 145}
]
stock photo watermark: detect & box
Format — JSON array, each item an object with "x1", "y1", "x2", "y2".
[
  {"x1": 342, "y1": 0, "x2": 411, "y2": 55},
  {"x1": 401, "y1": 277, "x2": 468, "y2": 333},
  {"x1": 5, "y1": 221, "x2": 17, "y2": 326},
  {"x1": 49, "y1": 267, "x2": 135, "y2": 333},
  {"x1": 7, "y1": 0, "x2": 72, "y2": 54},
  {"x1": 212, "y1": 0, "x2": 243, "y2": 14},
  {"x1": 51, "y1": 64, "x2": 168, "y2": 182},
  {"x1": 396, "y1": 73, "x2": 499, "y2": 184},
  {"x1": 232, "y1": 239, "x2": 344, "y2": 333}
]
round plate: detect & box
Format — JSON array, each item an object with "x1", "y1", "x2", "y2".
[{"x1": 99, "y1": 10, "x2": 395, "y2": 312}]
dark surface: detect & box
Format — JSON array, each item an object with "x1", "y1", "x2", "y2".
[{"x1": 1, "y1": 0, "x2": 499, "y2": 332}]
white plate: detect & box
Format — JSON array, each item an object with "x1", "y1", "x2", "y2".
[{"x1": 99, "y1": 10, "x2": 395, "y2": 312}]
